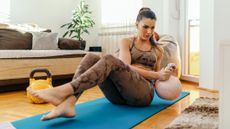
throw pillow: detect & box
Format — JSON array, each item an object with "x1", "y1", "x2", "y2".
[
  {"x1": 58, "y1": 38, "x2": 81, "y2": 50},
  {"x1": 0, "y1": 23, "x2": 10, "y2": 29},
  {"x1": 32, "y1": 32, "x2": 58, "y2": 50},
  {"x1": 0, "y1": 29, "x2": 32, "y2": 49},
  {"x1": 158, "y1": 34, "x2": 181, "y2": 77}
]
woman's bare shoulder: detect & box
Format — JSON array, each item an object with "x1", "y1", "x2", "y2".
[
  {"x1": 120, "y1": 37, "x2": 133, "y2": 43},
  {"x1": 119, "y1": 37, "x2": 134, "y2": 48}
]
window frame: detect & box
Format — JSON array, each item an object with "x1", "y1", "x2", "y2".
[{"x1": 179, "y1": 0, "x2": 200, "y2": 83}]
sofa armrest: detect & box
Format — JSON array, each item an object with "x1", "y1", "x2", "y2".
[{"x1": 0, "y1": 29, "x2": 32, "y2": 49}]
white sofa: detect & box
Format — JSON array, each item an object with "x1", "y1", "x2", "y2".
[
  {"x1": 0, "y1": 50, "x2": 87, "y2": 86},
  {"x1": 0, "y1": 23, "x2": 88, "y2": 86}
]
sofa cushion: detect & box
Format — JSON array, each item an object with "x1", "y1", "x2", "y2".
[
  {"x1": 0, "y1": 29, "x2": 32, "y2": 49},
  {"x1": 32, "y1": 32, "x2": 59, "y2": 50},
  {"x1": 0, "y1": 23, "x2": 10, "y2": 29},
  {"x1": 158, "y1": 34, "x2": 181, "y2": 77},
  {"x1": 58, "y1": 38, "x2": 81, "y2": 50},
  {"x1": 0, "y1": 23, "x2": 52, "y2": 32}
]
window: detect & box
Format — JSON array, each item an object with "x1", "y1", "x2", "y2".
[
  {"x1": 0, "y1": 0, "x2": 11, "y2": 22},
  {"x1": 187, "y1": 0, "x2": 200, "y2": 76},
  {"x1": 188, "y1": 19, "x2": 200, "y2": 75},
  {"x1": 101, "y1": 0, "x2": 142, "y2": 26},
  {"x1": 180, "y1": 0, "x2": 200, "y2": 82}
]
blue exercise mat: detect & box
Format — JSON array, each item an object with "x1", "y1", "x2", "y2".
[{"x1": 12, "y1": 91, "x2": 189, "y2": 129}]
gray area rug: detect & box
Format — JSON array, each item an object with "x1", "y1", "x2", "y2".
[{"x1": 166, "y1": 97, "x2": 219, "y2": 129}]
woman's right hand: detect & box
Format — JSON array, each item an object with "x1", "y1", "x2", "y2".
[{"x1": 158, "y1": 68, "x2": 171, "y2": 81}]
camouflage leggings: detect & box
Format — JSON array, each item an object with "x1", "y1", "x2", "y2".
[{"x1": 70, "y1": 53, "x2": 154, "y2": 106}]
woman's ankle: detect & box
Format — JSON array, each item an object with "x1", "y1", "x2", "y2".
[
  {"x1": 67, "y1": 95, "x2": 78, "y2": 106},
  {"x1": 56, "y1": 83, "x2": 75, "y2": 97}
]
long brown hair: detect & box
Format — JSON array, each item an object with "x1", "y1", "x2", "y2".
[{"x1": 136, "y1": 7, "x2": 163, "y2": 54}]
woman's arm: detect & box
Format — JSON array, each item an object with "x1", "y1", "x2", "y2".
[
  {"x1": 129, "y1": 65, "x2": 160, "y2": 80},
  {"x1": 118, "y1": 38, "x2": 132, "y2": 64},
  {"x1": 129, "y1": 64, "x2": 171, "y2": 81},
  {"x1": 155, "y1": 46, "x2": 176, "y2": 78},
  {"x1": 154, "y1": 45, "x2": 163, "y2": 72}
]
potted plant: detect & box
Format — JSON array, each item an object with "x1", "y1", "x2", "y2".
[{"x1": 61, "y1": 0, "x2": 95, "y2": 50}]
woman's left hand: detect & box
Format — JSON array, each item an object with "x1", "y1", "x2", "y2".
[{"x1": 165, "y1": 63, "x2": 177, "y2": 76}]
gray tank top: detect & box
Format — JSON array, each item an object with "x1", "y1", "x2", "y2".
[{"x1": 130, "y1": 38, "x2": 157, "y2": 70}]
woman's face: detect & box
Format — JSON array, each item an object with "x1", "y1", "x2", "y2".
[{"x1": 136, "y1": 18, "x2": 156, "y2": 41}]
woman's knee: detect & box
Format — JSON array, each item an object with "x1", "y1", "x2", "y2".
[
  {"x1": 101, "y1": 54, "x2": 126, "y2": 68},
  {"x1": 102, "y1": 54, "x2": 117, "y2": 61},
  {"x1": 84, "y1": 53, "x2": 100, "y2": 60},
  {"x1": 81, "y1": 53, "x2": 101, "y2": 66}
]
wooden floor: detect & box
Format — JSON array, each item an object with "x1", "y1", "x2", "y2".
[{"x1": 0, "y1": 81, "x2": 218, "y2": 129}]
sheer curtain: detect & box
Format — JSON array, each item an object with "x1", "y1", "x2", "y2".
[
  {"x1": 0, "y1": 0, "x2": 11, "y2": 23},
  {"x1": 99, "y1": 0, "x2": 142, "y2": 55}
]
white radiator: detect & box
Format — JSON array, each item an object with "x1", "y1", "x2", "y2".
[{"x1": 98, "y1": 25, "x2": 136, "y2": 55}]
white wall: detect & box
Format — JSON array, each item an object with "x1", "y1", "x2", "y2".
[
  {"x1": 214, "y1": 2, "x2": 230, "y2": 127},
  {"x1": 143, "y1": 0, "x2": 180, "y2": 40},
  {"x1": 9, "y1": 0, "x2": 180, "y2": 50},
  {"x1": 199, "y1": 0, "x2": 215, "y2": 89},
  {"x1": 0, "y1": 0, "x2": 11, "y2": 22},
  {"x1": 167, "y1": 0, "x2": 180, "y2": 41},
  {"x1": 143, "y1": 0, "x2": 164, "y2": 33},
  {"x1": 95, "y1": 0, "x2": 180, "y2": 50},
  {"x1": 214, "y1": 0, "x2": 230, "y2": 89},
  {"x1": 200, "y1": 0, "x2": 230, "y2": 90},
  {"x1": 219, "y1": 41, "x2": 230, "y2": 129},
  {"x1": 10, "y1": 0, "x2": 77, "y2": 34},
  {"x1": 9, "y1": 0, "x2": 100, "y2": 50},
  {"x1": 80, "y1": 0, "x2": 101, "y2": 49}
]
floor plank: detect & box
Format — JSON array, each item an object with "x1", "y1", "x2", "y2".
[{"x1": 0, "y1": 81, "x2": 218, "y2": 129}]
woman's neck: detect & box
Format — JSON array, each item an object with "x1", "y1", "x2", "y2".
[
  {"x1": 135, "y1": 36, "x2": 152, "y2": 51},
  {"x1": 136, "y1": 36, "x2": 150, "y2": 45}
]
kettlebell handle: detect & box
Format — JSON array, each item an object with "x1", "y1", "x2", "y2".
[{"x1": 30, "y1": 68, "x2": 51, "y2": 78}]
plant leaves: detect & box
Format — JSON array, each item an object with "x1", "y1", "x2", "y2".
[
  {"x1": 61, "y1": 0, "x2": 94, "y2": 40},
  {"x1": 60, "y1": 23, "x2": 71, "y2": 28},
  {"x1": 63, "y1": 31, "x2": 69, "y2": 38}
]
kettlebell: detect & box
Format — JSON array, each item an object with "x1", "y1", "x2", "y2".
[
  {"x1": 155, "y1": 63, "x2": 182, "y2": 100},
  {"x1": 27, "y1": 68, "x2": 53, "y2": 104}
]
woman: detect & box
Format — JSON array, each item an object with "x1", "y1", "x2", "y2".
[{"x1": 29, "y1": 7, "x2": 175, "y2": 121}]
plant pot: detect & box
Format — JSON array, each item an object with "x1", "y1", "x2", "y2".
[{"x1": 80, "y1": 40, "x2": 86, "y2": 50}]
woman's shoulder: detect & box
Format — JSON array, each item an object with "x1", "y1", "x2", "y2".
[
  {"x1": 120, "y1": 37, "x2": 134, "y2": 43},
  {"x1": 119, "y1": 37, "x2": 135, "y2": 48}
]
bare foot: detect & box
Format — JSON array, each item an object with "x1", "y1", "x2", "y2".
[
  {"x1": 28, "y1": 83, "x2": 74, "y2": 106},
  {"x1": 41, "y1": 96, "x2": 77, "y2": 121}
]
